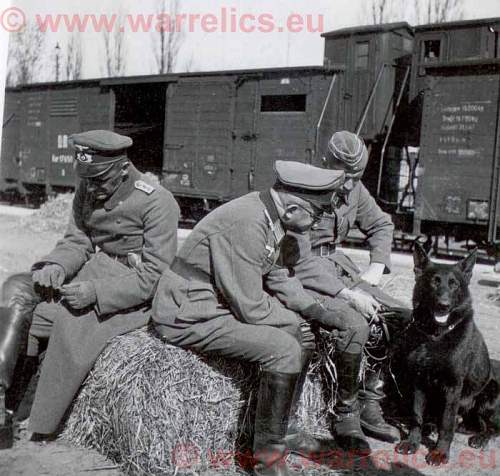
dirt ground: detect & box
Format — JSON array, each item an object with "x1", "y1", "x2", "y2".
[{"x1": 0, "y1": 210, "x2": 499, "y2": 476}]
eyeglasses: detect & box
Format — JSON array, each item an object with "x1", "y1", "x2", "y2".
[{"x1": 291, "y1": 203, "x2": 324, "y2": 224}]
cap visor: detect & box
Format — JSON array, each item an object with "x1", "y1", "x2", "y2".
[{"x1": 76, "y1": 161, "x2": 115, "y2": 178}]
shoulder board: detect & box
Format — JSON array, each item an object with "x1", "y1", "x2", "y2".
[{"x1": 134, "y1": 180, "x2": 155, "y2": 195}]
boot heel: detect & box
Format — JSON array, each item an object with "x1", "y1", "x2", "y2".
[{"x1": 0, "y1": 386, "x2": 14, "y2": 450}]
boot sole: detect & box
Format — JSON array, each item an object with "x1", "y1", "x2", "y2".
[{"x1": 361, "y1": 421, "x2": 400, "y2": 443}]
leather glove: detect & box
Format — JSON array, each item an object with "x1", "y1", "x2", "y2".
[
  {"x1": 32, "y1": 264, "x2": 66, "y2": 289},
  {"x1": 339, "y1": 288, "x2": 381, "y2": 322},
  {"x1": 60, "y1": 281, "x2": 97, "y2": 310},
  {"x1": 301, "y1": 303, "x2": 348, "y2": 331}
]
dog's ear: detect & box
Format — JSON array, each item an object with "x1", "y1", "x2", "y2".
[
  {"x1": 456, "y1": 248, "x2": 477, "y2": 284},
  {"x1": 413, "y1": 241, "x2": 429, "y2": 277}
]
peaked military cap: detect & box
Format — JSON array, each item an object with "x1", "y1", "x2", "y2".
[
  {"x1": 70, "y1": 130, "x2": 133, "y2": 178},
  {"x1": 273, "y1": 160, "x2": 345, "y2": 209},
  {"x1": 326, "y1": 130, "x2": 368, "y2": 178}
]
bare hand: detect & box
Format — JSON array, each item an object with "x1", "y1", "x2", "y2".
[
  {"x1": 60, "y1": 281, "x2": 97, "y2": 309},
  {"x1": 32, "y1": 264, "x2": 66, "y2": 289}
]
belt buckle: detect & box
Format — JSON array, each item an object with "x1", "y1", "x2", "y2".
[{"x1": 320, "y1": 244, "x2": 329, "y2": 257}]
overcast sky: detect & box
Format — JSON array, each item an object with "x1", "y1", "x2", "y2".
[{"x1": 1, "y1": 0, "x2": 500, "y2": 152}]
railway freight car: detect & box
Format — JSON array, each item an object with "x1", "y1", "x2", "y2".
[
  {"x1": 0, "y1": 22, "x2": 412, "y2": 213},
  {"x1": 0, "y1": 67, "x2": 344, "y2": 214},
  {"x1": 380, "y1": 18, "x2": 500, "y2": 257},
  {"x1": 3, "y1": 18, "x2": 499, "y2": 260},
  {"x1": 0, "y1": 79, "x2": 115, "y2": 201}
]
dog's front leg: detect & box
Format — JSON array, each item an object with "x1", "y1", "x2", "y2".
[
  {"x1": 426, "y1": 384, "x2": 462, "y2": 466},
  {"x1": 395, "y1": 387, "x2": 426, "y2": 455}
]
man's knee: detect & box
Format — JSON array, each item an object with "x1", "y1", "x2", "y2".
[
  {"x1": 333, "y1": 305, "x2": 369, "y2": 354},
  {"x1": 2, "y1": 272, "x2": 38, "y2": 308},
  {"x1": 264, "y1": 334, "x2": 302, "y2": 374}
]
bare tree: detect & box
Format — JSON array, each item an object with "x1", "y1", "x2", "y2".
[
  {"x1": 101, "y1": 11, "x2": 127, "y2": 77},
  {"x1": 413, "y1": 0, "x2": 464, "y2": 23},
  {"x1": 65, "y1": 33, "x2": 83, "y2": 80},
  {"x1": 7, "y1": 22, "x2": 46, "y2": 86},
  {"x1": 363, "y1": 0, "x2": 464, "y2": 25},
  {"x1": 152, "y1": 0, "x2": 184, "y2": 74},
  {"x1": 370, "y1": 0, "x2": 393, "y2": 24},
  {"x1": 181, "y1": 55, "x2": 196, "y2": 73}
]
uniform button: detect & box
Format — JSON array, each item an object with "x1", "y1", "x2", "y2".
[
  {"x1": 118, "y1": 201, "x2": 123, "y2": 206},
  {"x1": 116, "y1": 219, "x2": 122, "y2": 224}
]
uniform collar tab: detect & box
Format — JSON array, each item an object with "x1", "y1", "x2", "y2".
[{"x1": 103, "y1": 164, "x2": 141, "y2": 210}]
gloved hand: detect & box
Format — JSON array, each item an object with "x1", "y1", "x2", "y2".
[
  {"x1": 32, "y1": 264, "x2": 66, "y2": 289},
  {"x1": 301, "y1": 303, "x2": 348, "y2": 331},
  {"x1": 339, "y1": 288, "x2": 381, "y2": 322},
  {"x1": 60, "y1": 281, "x2": 97, "y2": 310}
]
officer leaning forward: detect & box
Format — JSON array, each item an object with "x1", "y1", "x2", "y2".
[
  {"x1": 0, "y1": 130, "x2": 180, "y2": 437},
  {"x1": 152, "y1": 161, "x2": 346, "y2": 476},
  {"x1": 271, "y1": 130, "x2": 412, "y2": 453}
]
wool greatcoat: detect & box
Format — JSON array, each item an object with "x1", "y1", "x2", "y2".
[
  {"x1": 28, "y1": 164, "x2": 180, "y2": 434},
  {"x1": 152, "y1": 191, "x2": 314, "y2": 375}
]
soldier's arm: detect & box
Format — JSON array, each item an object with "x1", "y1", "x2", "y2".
[
  {"x1": 32, "y1": 185, "x2": 94, "y2": 279},
  {"x1": 355, "y1": 183, "x2": 394, "y2": 272},
  {"x1": 265, "y1": 267, "x2": 316, "y2": 312},
  {"x1": 209, "y1": 222, "x2": 292, "y2": 325},
  {"x1": 92, "y1": 191, "x2": 180, "y2": 315},
  {"x1": 271, "y1": 233, "x2": 346, "y2": 298}
]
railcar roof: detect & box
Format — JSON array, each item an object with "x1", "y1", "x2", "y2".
[
  {"x1": 415, "y1": 16, "x2": 500, "y2": 32},
  {"x1": 6, "y1": 64, "x2": 345, "y2": 91},
  {"x1": 322, "y1": 21, "x2": 413, "y2": 38}
]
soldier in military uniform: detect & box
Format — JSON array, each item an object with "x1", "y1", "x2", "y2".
[
  {"x1": 152, "y1": 161, "x2": 347, "y2": 476},
  {"x1": 0, "y1": 130, "x2": 180, "y2": 437},
  {"x1": 272, "y1": 131, "x2": 408, "y2": 450}
]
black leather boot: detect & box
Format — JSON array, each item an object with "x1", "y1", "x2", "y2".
[
  {"x1": 0, "y1": 273, "x2": 38, "y2": 449},
  {"x1": 332, "y1": 352, "x2": 370, "y2": 455},
  {"x1": 359, "y1": 370, "x2": 400, "y2": 443},
  {"x1": 285, "y1": 348, "x2": 323, "y2": 458},
  {"x1": 253, "y1": 371, "x2": 300, "y2": 476}
]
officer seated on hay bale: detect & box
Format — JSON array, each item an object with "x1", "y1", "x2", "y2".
[
  {"x1": 269, "y1": 131, "x2": 412, "y2": 452},
  {"x1": 152, "y1": 161, "x2": 354, "y2": 476},
  {"x1": 0, "y1": 130, "x2": 180, "y2": 445}
]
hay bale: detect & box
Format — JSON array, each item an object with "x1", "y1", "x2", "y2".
[
  {"x1": 63, "y1": 329, "x2": 330, "y2": 475},
  {"x1": 21, "y1": 193, "x2": 74, "y2": 233}
]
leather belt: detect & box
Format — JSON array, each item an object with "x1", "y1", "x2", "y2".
[{"x1": 311, "y1": 242, "x2": 336, "y2": 257}]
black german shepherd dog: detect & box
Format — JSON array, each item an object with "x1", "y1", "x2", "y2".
[{"x1": 394, "y1": 243, "x2": 500, "y2": 466}]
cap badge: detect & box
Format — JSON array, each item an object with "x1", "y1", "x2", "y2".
[{"x1": 75, "y1": 146, "x2": 94, "y2": 163}]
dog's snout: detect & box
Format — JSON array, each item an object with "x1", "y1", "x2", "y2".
[{"x1": 439, "y1": 296, "x2": 451, "y2": 306}]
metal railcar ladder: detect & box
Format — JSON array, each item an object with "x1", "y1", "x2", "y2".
[{"x1": 376, "y1": 65, "x2": 412, "y2": 203}]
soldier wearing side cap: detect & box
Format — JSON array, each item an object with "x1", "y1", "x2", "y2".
[
  {"x1": 270, "y1": 131, "x2": 411, "y2": 453},
  {"x1": 0, "y1": 130, "x2": 180, "y2": 439},
  {"x1": 152, "y1": 161, "x2": 346, "y2": 476}
]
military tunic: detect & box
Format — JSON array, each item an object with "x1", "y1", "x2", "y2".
[
  {"x1": 28, "y1": 165, "x2": 180, "y2": 434},
  {"x1": 278, "y1": 181, "x2": 395, "y2": 298},
  {"x1": 152, "y1": 191, "x2": 308, "y2": 375}
]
